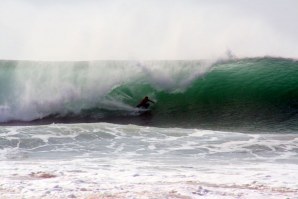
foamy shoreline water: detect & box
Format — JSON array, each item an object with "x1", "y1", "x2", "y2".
[
  {"x1": 1, "y1": 123, "x2": 298, "y2": 198},
  {"x1": 1, "y1": 160, "x2": 298, "y2": 199}
]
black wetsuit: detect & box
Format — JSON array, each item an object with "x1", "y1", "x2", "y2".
[{"x1": 137, "y1": 98, "x2": 154, "y2": 109}]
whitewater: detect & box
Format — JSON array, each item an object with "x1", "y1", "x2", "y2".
[{"x1": 1, "y1": 58, "x2": 298, "y2": 198}]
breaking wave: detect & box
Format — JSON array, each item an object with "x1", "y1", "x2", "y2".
[{"x1": 0, "y1": 58, "x2": 298, "y2": 132}]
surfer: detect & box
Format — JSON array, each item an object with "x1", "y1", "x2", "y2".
[{"x1": 137, "y1": 96, "x2": 155, "y2": 109}]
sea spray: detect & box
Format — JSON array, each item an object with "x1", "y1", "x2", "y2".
[{"x1": 0, "y1": 60, "x2": 209, "y2": 122}]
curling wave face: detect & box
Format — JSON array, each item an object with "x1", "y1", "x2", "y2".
[{"x1": 0, "y1": 58, "x2": 298, "y2": 132}]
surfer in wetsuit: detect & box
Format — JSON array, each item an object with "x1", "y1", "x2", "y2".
[{"x1": 137, "y1": 96, "x2": 155, "y2": 109}]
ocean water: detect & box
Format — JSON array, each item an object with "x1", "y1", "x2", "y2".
[{"x1": 0, "y1": 58, "x2": 298, "y2": 198}]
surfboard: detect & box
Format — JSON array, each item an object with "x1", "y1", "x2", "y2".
[{"x1": 136, "y1": 107, "x2": 151, "y2": 115}]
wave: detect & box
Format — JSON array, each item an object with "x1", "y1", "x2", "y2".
[{"x1": 0, "y1": 58, "x2": 298, "y2": 132}]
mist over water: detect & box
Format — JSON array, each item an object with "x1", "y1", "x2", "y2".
[
  {"x1": 1, "y1": 0, "x2": 298, "y2": 60},
  {"x1": 0, "y1": 60, "x2": 211, "y2": 123}
]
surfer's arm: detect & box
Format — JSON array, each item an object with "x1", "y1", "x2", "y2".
[{"x1": 149, "y1": 99, "x2": 155, "y2": 103}]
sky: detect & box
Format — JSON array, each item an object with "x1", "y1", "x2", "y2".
[{"x1": 0, "y1": 0, "x2": 298, "y2": 60}]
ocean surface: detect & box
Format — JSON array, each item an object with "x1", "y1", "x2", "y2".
[{"x1": 1, "y1": 58, "x2": 298, "y2": 198}]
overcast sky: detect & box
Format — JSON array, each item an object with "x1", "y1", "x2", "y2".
[{"x1": 0, "y1": 0, "x2": 298, "y2": 60}]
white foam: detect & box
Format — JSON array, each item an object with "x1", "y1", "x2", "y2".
[
  {"x1": 1, "y1": 158, "x2": 297, "y2": 199},
  {"x1": 0, "y1": 123, "x2": 298, "y2": 198}
]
